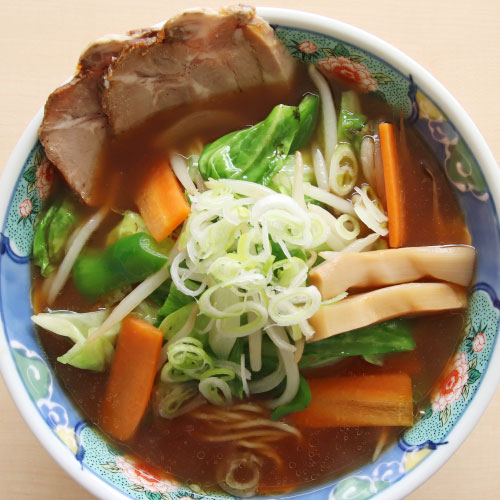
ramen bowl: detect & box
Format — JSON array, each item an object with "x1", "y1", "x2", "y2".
[{"x1": 1, "y1": 7, "x2": 499, "y2": 500}]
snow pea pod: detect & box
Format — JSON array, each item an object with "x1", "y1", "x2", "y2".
[{"x1": 73, "y1": 232, "x2": 168, "y2": 301}]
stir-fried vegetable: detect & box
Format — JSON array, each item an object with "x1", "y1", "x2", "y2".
[
  {"x1": 198, "y1": 95, "x2": 319, "y2": 186},
  {"x1": 73, "y1": 232, "x2": 170, "y2": 301},
  {"x1": 33, "y1": 195, "x2": 80, "y2": 277}
]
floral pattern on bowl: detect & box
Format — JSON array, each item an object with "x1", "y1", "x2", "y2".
[{"x1": 1, "y1": 19, "x2": 499, "y2": 500}]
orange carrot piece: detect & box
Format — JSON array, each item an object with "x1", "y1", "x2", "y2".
[
  {"x1": 292, "y1": 374, "x2": 413, "y2": 428},
  {"x1": 135, "y1": 159, "x2": 190, "y2": 242},
  {"x1": 100, "y1": 316, "x2": 163, "y2": 441},
  {"x1": 379, "y1": 122, "x2": 405, "y2": 248}
]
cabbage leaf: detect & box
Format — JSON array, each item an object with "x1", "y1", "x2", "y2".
[
  {"x1": 33, "y1": 196, "x2": 80, "y2": 277},
  {"x1": 198, "y1": 94, "x2": 319, "y2": 186},
  {"x1": 32, "y1": 310, "x2": 120, "y2": 372},
  {"x1": 105, "y1": 210, "x2": 151, "y2": 246},
  {"x1": 299, "y1": 319, "x2": 414, "y2": 370}
]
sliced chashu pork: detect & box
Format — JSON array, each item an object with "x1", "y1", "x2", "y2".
[
  {"x1": 102, "y1": 6, "x2": 297, "y2": 134},
  {"x1": 39, "y1": 74, "x2": 108, "y2": 202},
  {"x1": 39, "y1": 6, "x2": 296, "y2": 203},
  {"x1": 39, "y1": 30, "x2": 158, "y2": 203},
  {"x1": 78, "y1": 28, "x2": 159, "y2": 72}
]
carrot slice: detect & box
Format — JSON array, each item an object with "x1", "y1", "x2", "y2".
[
  {"x1": 379, "y1": 122, "x2": 405, "y2": 248},
  {"x1": 292, "y1": 374, "x2": 413, "y2": 427},
  {"x1": 134, "y1": 159, "x2": 191, "y2": 242},
  {"x1": 100, "y1": 316, "x2": 163, "y2": 441}
]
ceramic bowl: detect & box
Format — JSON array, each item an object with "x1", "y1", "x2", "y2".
[{"x1": 1, "y1": 7, "x2": 499, "y2": 500}]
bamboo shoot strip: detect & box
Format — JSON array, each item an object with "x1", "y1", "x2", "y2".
[
  {"x1": 309, "y1": 245, "x2": 476, "y2": 300},
  {"x1": 309, "y1": 282, "x2": 467, "y2": 341}
]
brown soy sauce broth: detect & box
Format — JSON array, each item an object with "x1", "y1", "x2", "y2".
[{"x1": 35, "y1": 69, "x2": 471, "y2": 495}]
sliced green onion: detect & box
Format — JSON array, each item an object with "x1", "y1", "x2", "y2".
[
  {"x1": 334, "y1": 214, "x2": 360, "y2": 241},
  {"x1": 161, "y1": 337, "x2": 213, "y2": 382},
  {"x1": 308, "y1": 203, "x2": 346, "y2": 251},
  {"x1": 266, "y1": 335, "x2": 300, "y2": 409},
  {"x1": 271, "y1": 258, "x2": 308, "y2": 288},
  {"x1": 321, "y1": 291, "x2": 348, "y2": 305},
  {"x1": 209, "y1": 328, "x2": 237, "y2": 360},
  {"x1": 215, "y1": 359, "x2": 251, "y2": 380},
  {"x1": 329, "y1": 143, "x2": 358, "y2": 197},
  {"x1": 265, "y1": 325, "x2": 296, "y2": 353},
  {"x1": 248, "y1": 355, "x2": 285, "y2": 394},
  {"x1": 199, "y1": 284, "x2": 245, "y2": 319},
  {"x1": 308, "y1": 212, "x2": 331, "y2": 248},
  {"x1": 200, "y1": 368, "x2": 235, "y2": 381},
  {"x1": 268, "y1": 286, "x2": 322, "y2": 326},
  {"x1": 299, "y1": 320, "x2": 316, "y2": 341},
  {"x1": 199, "y1": 377, "x2": 233, "y2": 406},
  {"x1": 157, "y1": 382, "x2": 199, "y2": 419},
  {"x1": 216, "y1": 301, "x2": 268, "y2": 337},
  {"x1": 205, "y1": 179, "x2": 275, "y2": 198}
]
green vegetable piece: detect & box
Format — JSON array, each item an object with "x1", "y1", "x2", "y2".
[
  {"x1": 299, "y1": 319, "x2": 414, "y2": 370},
  {"x1": 289, "y1": 94, "x2": 320, "y2": 152},
  {"x1": 226, "y1": 338, "x2": 245, "y2": 399},
  {"x1": 270, "y1": 376, "x2": 311, "y2": 420},
  {"x1": 340, "y1": 90, "x2": 362, "y2": 114},
  {"x1": 159, "y1": 303, "x2": 196, "y2": 340},
  {"x1": 148, "y1": 279, "x2": 172, "y2": 306},
  {"x1": 156, "y1": 382, "x2": 198, "y2": 419},
  {"x1": 198, "y1": 94, "x2": 319, "y2": 186},
  {"x1": 337, "y1": 91, "x2": 369, "y2": 152},
  {"x1": 362, "y1": 354, "x2": 385, "y2": 366},
  {"x1": 106, "y1": 210, "x2": 150, "y2": 246},
  {"x1": 33, "y1": 196, "x2": 80, "y2": 277},
  {"x1": 58, "y1": 336, "x2": 115, "y2": 372},
  {"x1": 269, "y1": 237, "x2": 307, "y2": 262},
  {"x1": 158, "y1": 280, "x2": 198, "y2": 322},
  {"x1": 267, "y1": 155, "x2": 316, "y2": 198},
  {"x1": 73, "y1": 232, "x2": 168, "y2": 301},
  {"x1": 132, "y1": 299, "x2": 160, "y2": 325},
  {"x1": 33, "y1": 202, "x2": 59, "y2": 277},
  {"x1": 31, "y1": 310, "x2": 120, "y2": 372}
]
